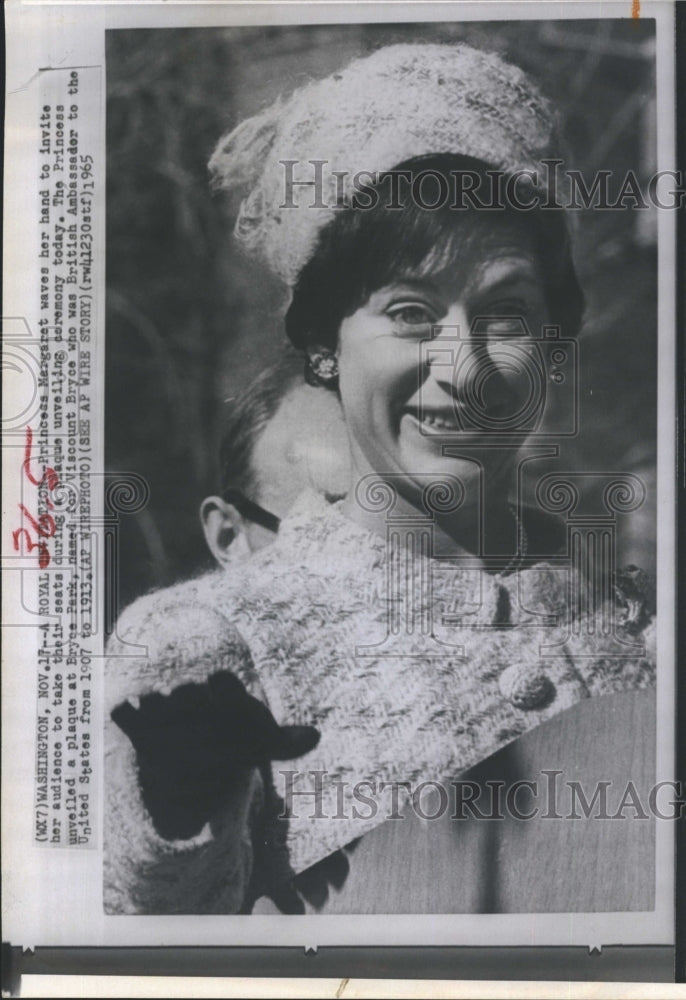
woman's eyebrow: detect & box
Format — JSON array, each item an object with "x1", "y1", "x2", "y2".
[
  {"x1": 365, "y1": 279, "x2": 447, "y2": 307},
  {"x1": 377, "y1": 277, "x2": 444, "y2": 293},
  {"x1": 369, "y1": 259, "x2": 543, "y2": 304},
  {"x1": 466, "y1": 258, "x2": 543, "y2": 297}
]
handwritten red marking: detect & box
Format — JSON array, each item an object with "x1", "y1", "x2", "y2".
[
  {"x1": 23, "y1": 427, "x2": 59, "y2": 490},
  {"x1": 13, "y1": 427, "x2": 60, "y2": 569},
  {"x1": 12, "y1": 528, "x2": 51, "y2": 568},
  {"x1": 18, "y1": 504, "x2": 56, "y2": 538}
]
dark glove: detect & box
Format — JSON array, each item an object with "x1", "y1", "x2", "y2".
[
  {"x1": 254, "y1": 839, "x2": 363, "y2": 914},
  {"x1": 111, "y1": 670, "x2": 320, "y2": 842},
  {"x1": 613, "y1": 564, "x2": 656, "y2": 635}
]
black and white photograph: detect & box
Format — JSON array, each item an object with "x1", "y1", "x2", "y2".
[
  {"x1": 103, "y1": 16, "x2": 667, "y2": 918},
  {"x1": 2, "y1": 0, "x2": 680, "y2": 983}
]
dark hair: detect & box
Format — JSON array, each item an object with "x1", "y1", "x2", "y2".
[
  {"x1": 285, "y1": 155, "x2": 584, "y2": 351},
  {"x1": 218, "y1": 349, "x2": 303, "y2": 498}
]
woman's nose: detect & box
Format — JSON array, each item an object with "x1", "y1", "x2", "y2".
[
  {"x1": 427, "y1": 306, "x2": 477, "y2": 396},
  {"x1": 426, "y1": 310, "x2": 528, "y2": 427}
]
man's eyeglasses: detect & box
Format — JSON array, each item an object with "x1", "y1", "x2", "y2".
[{"x1": 222, "y1": 489, "x2": 281, "y2": 534}]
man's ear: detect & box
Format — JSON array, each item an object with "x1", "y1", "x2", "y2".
[{"x1": 200, "y1": 496, "x2": 248, "y2": 569}]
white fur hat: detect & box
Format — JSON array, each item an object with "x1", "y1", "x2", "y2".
[{"x1": 209, "y1": 43, "x2": 559, "y2": 286}]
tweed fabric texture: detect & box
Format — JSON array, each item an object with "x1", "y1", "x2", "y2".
[
  {"x1": 208, "y1": 43, "x2": 560, "y2": 286},
  {"x1": 105, "y1": 491, "x2": 655, "y2": 912},
  {"x1": 104, "y1": 599, "x2": 263, "y2": 914}
]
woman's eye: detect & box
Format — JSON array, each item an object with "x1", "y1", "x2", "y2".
[
  {"x1": 473, "y1": 304, "x2": 532, "y2": 339},
  {"x1": 482, "y1": 317, "x2": 528, "y2": 337},
  {"x1": 387, "y1": 304, "x2": 437, "y2": 335}
]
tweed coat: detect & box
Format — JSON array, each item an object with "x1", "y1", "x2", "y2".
[{"x1": 104, "y1": 491, "x2": 655, "y2": 914}]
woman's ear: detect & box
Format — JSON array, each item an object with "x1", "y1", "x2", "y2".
[{"x1": 200, "y1": 496, "x2": 248, "y2": 569}]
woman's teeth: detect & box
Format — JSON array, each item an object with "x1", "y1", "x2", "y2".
[{"x1": 412, "y1": 411, "x2": 459, "y2": 431}]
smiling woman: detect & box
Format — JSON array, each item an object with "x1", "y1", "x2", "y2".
[
  {"x1": 105, "y1": 41, "x2": 657, "y2": 916},
  {"x1": 285, "y1": 153, "x2": 583, "y2": 559}
]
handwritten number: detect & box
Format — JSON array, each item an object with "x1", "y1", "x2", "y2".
[
  {"x1": 12, "y1": 528, "x2": 51, "y2": 568},
  {"x1": 18, "y1": 504, "x2": 56, "y2": 538},
  {"x1": 14, "y1": 428, "x2": 58, "y2": 568},
  {"x1": 22, "y1": 427, "x2": 59, "y2": 491}
]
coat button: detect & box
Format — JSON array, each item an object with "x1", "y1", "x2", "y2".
[{"x1": 498, "y1": 663, "x2": 556, "y2": 710}]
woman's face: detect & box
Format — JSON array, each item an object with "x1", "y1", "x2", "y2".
[{"x1": 336, "y1": 214, "x2": 550, "y2": 510}]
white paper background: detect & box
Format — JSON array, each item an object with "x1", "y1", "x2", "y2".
[{"x1": 2, "y1": 0, "x2": 677, "y2": 951}]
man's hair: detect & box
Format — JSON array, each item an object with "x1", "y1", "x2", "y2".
[
  {"x1": 285, "y1": 154, "x2": 584, "y2": 352},
  {"x1": 218, "y1": 349, "x2": 303, "y2": 499}
]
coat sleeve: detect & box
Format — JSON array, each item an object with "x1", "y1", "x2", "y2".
[{"x1": 103, "y1": 576, "x2": 267, "y2": 914}]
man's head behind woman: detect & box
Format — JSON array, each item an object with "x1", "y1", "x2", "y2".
[{"x1": 201, "y1": 350, "x2": 349, "y2": 565}]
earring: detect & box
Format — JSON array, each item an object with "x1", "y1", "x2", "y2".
[{"x1": 305, "y1": 349, "x2": 339, "y2": 389}]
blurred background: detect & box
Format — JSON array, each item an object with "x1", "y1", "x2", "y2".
[{"x1": 106, "y1": 19, "x2": 658, "y2": 609}]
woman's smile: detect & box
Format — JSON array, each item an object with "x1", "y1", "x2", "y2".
[
  {"x1": 336, "y1": 217, "x2": 550, "y2": 508},
  {"x1": 401, "y1": 407, "x2": 462, "y2": 433}
]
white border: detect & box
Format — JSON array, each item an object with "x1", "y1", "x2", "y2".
[{"x1": 2, "y1": 0, "x2": 676, "y2": 951}]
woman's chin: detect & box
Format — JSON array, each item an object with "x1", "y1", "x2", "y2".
[{"x1": 397, "y1": 415, "x2": 484, "y2": 491}]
